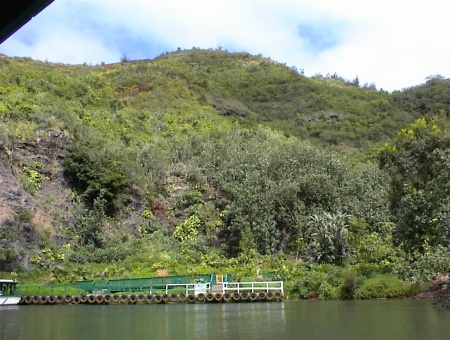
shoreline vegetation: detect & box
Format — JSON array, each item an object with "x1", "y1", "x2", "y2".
[
  {"x1": 4, "y1": 264, "x2": 449, "y2": 301},
  {"x1": 0, "y1": 49, "x2": 449, "y2": 300}
]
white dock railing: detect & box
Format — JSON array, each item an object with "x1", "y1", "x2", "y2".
[
  {"x1": 222, "y1": 281, "x2": 283, "y2": 294},
  {"x1": 162, "y1": 282, "x2": 211, "y2": 294},
  {"x1": 157, "y1": 281, "x2": 283, "y2": 295}
]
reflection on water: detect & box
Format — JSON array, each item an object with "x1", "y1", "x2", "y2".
[{"x1": 0, "y1": 300, "x2": 449, "y2": 340}]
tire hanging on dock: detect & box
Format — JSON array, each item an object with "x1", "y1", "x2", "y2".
[
  {"x1": 169, "y1": 294, "x2": 178, "y2": 303},
  {"x1": 56, "y1": 295, "x2": 65, "y2": 304},
  {"x1": 187, "y1": 294, "x2": 196, "y2": 303},
  {"x1": 137, "y1": 294, "x2": 146, "y2": 303},
  {"x1": 112, "y1": 295, "x2": 120, "y2": 303},
  {"x1": 206, "y1": 293, "x2": 215, "y2": 302},
  {"x1": 162, "y1": 294, "x2": 170, "y2": 303},
  {"x1": 249, "y1": 292, "x2": 258, "y2": 302},
  {"x1": 258, "y1": 292, "x2": 266, "y2": 301},
  {"x1": 196, "y1": 293, "x2": 206, "y2": 302},
  {"x1": 80, "y1": 295, "x2": 88, "y2": 304},
  {"x1": 96, "y1": 295, "x2": 105, "y2": 304},
  {"x1": 275, "y1": 292, "x2": 283, "y2": 300},
  {"x1": 232, "y1": 292, "x2": 241, "y2": 302},
  {"x1": 48, "y1": 295, "x2": 57, "y2": 304},
  {"x1": 223, "y1": 293, "x2": 232, "y2": 302},
  {"x1": 39, "y1": 296, "x2": 49, "y2": 304},
  {"x1": 129, "y1": 294, "x2": 137, "y2": 304},
  {"x1": 120, "y1": 294, "x2": 129, "y2": 304},
  {"x1": 145, "y1": 294, "x2": 154, "y2": 303},
  {"x1": 104, "y1": 294, "x2": 112, "y2": 303},
  {"x1": 87, "y1": 294, "x2": 96, "y2": 304},
  {"x1": 153, "y1": 294, "x2": 162, "y2": 303},
  {"x1": 178, "y1": 293, "x2": 187, "y2": 303},
  {"x1": 214, "y1": 293, "x2": 223, "y2": 302},
  {"x1": 64, "y1": 295, "x2": 73, "y2": 304},
  {"x1": 24, "y1": 296, "x2": 33, "y2": 305},
  {"x1": 72, "y1": 295, "x2": 80, "y2": 304},
  {"x1": 32, "y1": 295, "x2": 40, "y2": 304},
  {"x1": 241, "y1": 292, "x2": 249, "y2": 301},
  {"x1": 266, "y1": 292, "x2": 274, "y2": 301}
]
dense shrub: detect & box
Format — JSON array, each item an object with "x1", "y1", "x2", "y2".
[
  {"x1": 340, "y1": 270, "x2": 358, "y2": 299},
  {"x1": 354, "y1": 274, "x2": 410, "y2": 299}
]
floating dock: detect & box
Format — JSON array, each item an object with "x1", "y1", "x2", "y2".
[{"x1": 16, "y1": 274, "x2": 284, "y2": 305}]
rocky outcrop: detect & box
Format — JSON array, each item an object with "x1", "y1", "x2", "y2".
[{"x1": 0, "y1": 130, "x2": 72, "y2": 270}]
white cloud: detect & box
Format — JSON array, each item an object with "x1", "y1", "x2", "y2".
[{"x1": 0, "y1": 0, "x2": 448, "y2": 91}]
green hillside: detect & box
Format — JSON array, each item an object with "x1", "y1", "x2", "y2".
[{"x1": 0, "y1": 49, "x2": 449, "y2": 299}]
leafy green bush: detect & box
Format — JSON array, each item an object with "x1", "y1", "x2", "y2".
[
  {"x1": 20, "y1": 162, "x2": 46, "y2": 193},
  {"x1": 394, "y1": 245, "x2": 450, "y2": 282},
  {"x1": 318, "y1": 281, "x2": 340, "y2": 300},
  {"x1": 307, "y1": 212, "x2": 350, "y2": 265},
  {"x1": 354, "y1": 274, "x2": 410, "y2": 299},
  {"x1": 63, "y1": 131, "x2": 132, "y2": 215},
  {"x1": 291, "y1": 265, "x2": 335, "y2": 299},
  {"x1": 173, "y1": 215, "x2": 201, "y2": 242},
  {"x1": 18, "y1": 208, "x2": 33, "y2": 224},
  {"x1": 171, "y1": 189, "x2": 203, "y2": 211},
  {"x1": 340, "y1": 270, "x2": 358, "y2": 299}
]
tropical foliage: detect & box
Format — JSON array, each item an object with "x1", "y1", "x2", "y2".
[{"x1": 0, "y1": 49, "x2": 449, "y2": 298}]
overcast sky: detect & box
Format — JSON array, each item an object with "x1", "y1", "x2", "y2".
[{"x1": 1, "y1": 0, "x2": 448, "y2": 91}]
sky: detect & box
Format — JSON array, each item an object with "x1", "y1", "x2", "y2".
[{"x1": 1, "y1": 0, "x2": 448, "y2": 92}]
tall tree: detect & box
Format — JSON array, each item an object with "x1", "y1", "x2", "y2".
[{"x1": 379, "y1": 118, "x2": 450, "y2": 252}]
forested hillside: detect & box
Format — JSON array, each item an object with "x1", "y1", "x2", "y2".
[{"x1": 1, "y1": 49, "x2": 449, "y2": 299}]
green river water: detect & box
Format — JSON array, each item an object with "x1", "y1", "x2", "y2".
[{"x1": 1, "y1": 300, "x2": 449, "y2": 339}]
